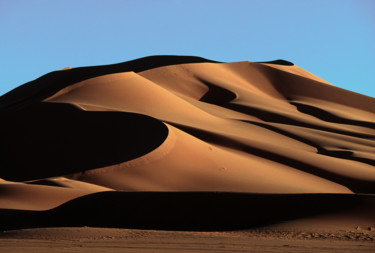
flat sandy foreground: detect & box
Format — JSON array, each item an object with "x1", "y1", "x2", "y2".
[{"x1": 0, "y1": 226, "x2": 374, "y2": 253}]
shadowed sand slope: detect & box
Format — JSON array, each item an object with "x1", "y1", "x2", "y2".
[
  {"x1": 0, "y1": 192, "x2": 374, "y2": 231},
  {"x1": 0, "y1": 102, "x2": 168, "y2": 181},
  {"x1": 0, "y1": 55, "x2": 374, "y2": 230}
]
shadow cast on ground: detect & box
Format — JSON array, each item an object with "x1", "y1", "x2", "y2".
[{"x1": 0, "y1": 192, "x2": 372, "y2": 231}]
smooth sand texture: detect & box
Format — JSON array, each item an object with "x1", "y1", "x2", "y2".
[{"x1": 0, "y1": 56, "x2": 374, "y2": 246}]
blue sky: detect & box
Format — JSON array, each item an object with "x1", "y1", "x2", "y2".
[{"x1": 1, "y1": 0, "x2": 374, "y2": 97}]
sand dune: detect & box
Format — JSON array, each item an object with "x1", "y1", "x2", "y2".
[
  {"x1": 0, "y1": 55, "x2": 374, "y2": 231},
  {"x1": 0, "y1": 178, "x2": 111, "y2": 211}
]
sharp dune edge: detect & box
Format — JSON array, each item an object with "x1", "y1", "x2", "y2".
[{"x1": 0, "y1": 56, "x2": 374, "y2": 233}]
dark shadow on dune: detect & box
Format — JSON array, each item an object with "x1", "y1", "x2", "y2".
[
  {"x1": 168, "y1": 123, "x2": 375, "y2": 193},
  {"x1": 0, "y1": 56, "x2": 219, "y2": 114},
  {"x1": 317, "y1": 150, "x2": 375, "y2": 167},
  {"x1": 224, "y1": 103, "x2": 375, "y2": 139},
  {"x1": 291, "y1": 102, "x2": 375, "y2": 130},
  {"x1": 257, "y1": 59, "x2": 294, "y2": 66},
  {"x1": 0, "y1": 102, "x2": 168, "y2": 181},
  {"x1": 242, "y1": 120, "x2": 375, "y2": 168},
  {"x1": 25, "y1": 179, "x2": 66, "y2": 188},
  {"x1": 243, "y1": 120, "x2": 321, "y2": 149},
  {"x1": 0, "y1": 192, "x2": 373, "y2": 231},
  {"x1": 198, "y1": 78, "x2": 237, "y2": 105}
]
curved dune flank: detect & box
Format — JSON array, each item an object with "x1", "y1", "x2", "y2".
[{"x1": 0, "y1": 56, "x2": 375, "y2": 229}]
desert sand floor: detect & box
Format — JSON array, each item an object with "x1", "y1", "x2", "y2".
[{"x1": 0, "y1": 227, "x2": 374, "y2": 253}]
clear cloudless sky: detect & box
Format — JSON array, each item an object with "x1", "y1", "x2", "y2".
[{"x1": 1, "y1": 0, "x2": 374, "y2": 97}]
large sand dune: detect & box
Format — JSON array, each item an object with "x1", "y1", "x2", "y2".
[{"x1": 0, "y1": 56, "x2": 374, "y2": 231}]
